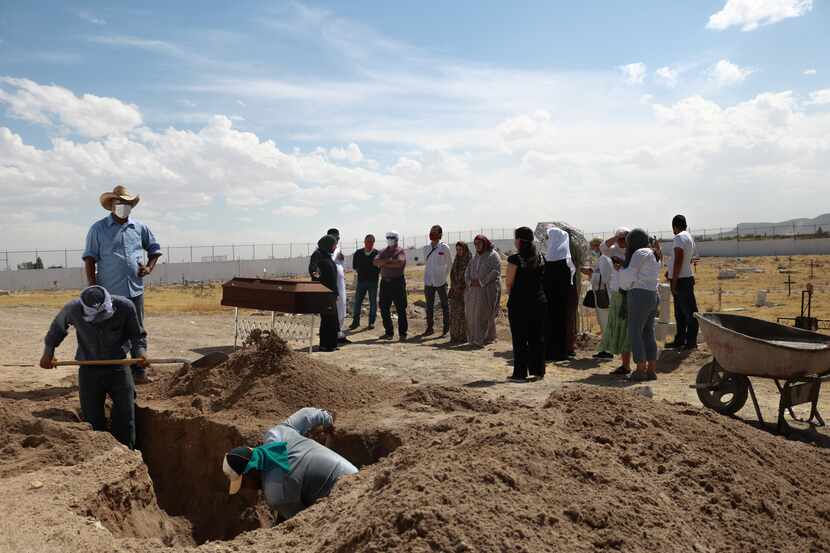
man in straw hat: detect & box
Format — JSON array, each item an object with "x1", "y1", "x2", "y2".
[
  {"x1": 222, "y1": 407, "x2": 357, "y2": 520},
  {"x1": 83, "y1": 185, "x2": 161, "y2": 384}
]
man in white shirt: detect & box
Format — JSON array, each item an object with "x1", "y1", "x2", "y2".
[
  {"x1": 666, "y1": 215, "x2": 699, "y2": 349},
  {"x1": 422, "y1": 225, "x2": 452, "y2": 336}
]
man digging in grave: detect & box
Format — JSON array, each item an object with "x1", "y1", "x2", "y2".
[
  {"x1": 223, "y1": 407, "x2": 358, "y2": 520},
  {"x1": 39, "y1": 285, "x2": 147, "y2": 449}
]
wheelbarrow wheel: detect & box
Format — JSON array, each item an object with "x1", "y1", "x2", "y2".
[{"x1": 696, "y1": 360, "x2": 749, "y2": 415}]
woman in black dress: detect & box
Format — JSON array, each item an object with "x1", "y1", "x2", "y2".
[
  {"x1": 312, "y1": 234, "x2": 340, "y2": 352},
  {"x1": 505, "y1": 226, "x2": 547, "y2": 381}
]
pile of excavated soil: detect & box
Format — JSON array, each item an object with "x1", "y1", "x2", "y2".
[
  {"x1": 0, "y1": 402, "x2": 113, "y2": 478},
  {"x1": 199, "y1": 386, "x2": 830, "y2": 553},
  {"x1": 164, "y1": 331, "x2": 400, "y2": 419}
]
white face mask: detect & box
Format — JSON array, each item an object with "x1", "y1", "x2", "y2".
[{"x1": 113, "y1": 203, "x2": 132, "y2": 219}]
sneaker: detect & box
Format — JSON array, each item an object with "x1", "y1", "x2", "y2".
[
  {"x1": 593, "y1": 351, "x2": 613, "y2": 359},
  {"x1": 567, "y1": 351, "x2": 577, "y2": 358},
  {"x1": 646, "y1": 372, "x2": 658, "y2": 381},
  {"x1": 367, "y1": 324, "x2": 375, "y2": 330},
  {"x1": 348, "y1": 322, "x2": 360, "y2": 330},
  {"x1": 379, "y1": 333, "x2": 394, "y2": 340},
  {"x1": 610, "y1": 365, "x2": 630, "y2": 376},
  {"x1": 627, "y1": 371, "x2": 651, "y2": 382},
  {"x1": 665, "y1": 340, "x2": 684, "y2": 349}
]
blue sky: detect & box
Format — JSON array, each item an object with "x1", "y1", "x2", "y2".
[{"x1": 0, "y1": 0, "x2": 828, "y2": 251}]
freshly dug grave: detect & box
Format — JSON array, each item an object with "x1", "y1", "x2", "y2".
[
  {"x1": 164, "y1": 331, "x2": 400, "y2": 418},
  {"x1": 197, "y1": 386, "x2": 830, "y2": 553}
]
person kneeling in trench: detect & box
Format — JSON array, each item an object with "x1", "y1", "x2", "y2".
[
  {"x1": 40, "y1": 285, "x2": 147, "y2": 449},
  {"x1": 222, "y1": 407, "x2": 358, "y2": 520}
]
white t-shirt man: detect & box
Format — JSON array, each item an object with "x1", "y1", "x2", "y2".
[{"x1": 669, "y1": 231, "x2": 695, "y2": 279}]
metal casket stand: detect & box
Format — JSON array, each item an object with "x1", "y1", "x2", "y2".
[{"x1": 221, "y1": 278, "x2": 336, "y2": 353}]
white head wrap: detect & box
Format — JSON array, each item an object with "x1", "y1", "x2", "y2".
[
  {"x1": 80, "y1": 285, "x2": 115, "y2": 323},
  {"x1": 546, "y1": 227, "x2": 576, "y2": 284}
]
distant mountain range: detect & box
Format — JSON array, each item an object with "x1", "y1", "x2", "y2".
[{"x1": 715, "y1": 214, "x2": 830, "y2": 237}]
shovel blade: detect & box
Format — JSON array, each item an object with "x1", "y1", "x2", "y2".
[{"x1": 190, "y1": 351, "x2": 229, "y2": 370}]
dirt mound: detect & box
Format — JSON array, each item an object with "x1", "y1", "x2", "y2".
[
  {"x1": 0, "y1": 403, "x2": 114, "y2": 478},
  {"x1": 396, "y1": 384, "x2": 503, "y2": 414},
  {"x1": 220, "y1": 386, "x2": 830, "y2": 553},
  {"x1": 166, "y1": 331, "x2": 399, "y2": 418}
]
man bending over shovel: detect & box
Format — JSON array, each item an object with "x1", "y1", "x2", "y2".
[
  {"x1": 222, "y1": 407, "x2": 358, "y2": 520},
  {"x1": 40, "y1": 285, "x2": 147, "y2": 449}
]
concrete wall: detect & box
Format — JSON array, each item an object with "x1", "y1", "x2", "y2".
[{"x1": 2, "y1": 237, "x2": 829, "y2": 292}]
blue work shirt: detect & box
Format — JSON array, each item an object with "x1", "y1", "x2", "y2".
[{"x1": 83, "y1": 215, "x2": 161, "y2": 298}]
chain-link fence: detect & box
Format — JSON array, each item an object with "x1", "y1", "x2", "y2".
[{"x1": 3, "y1": 223, "x2": 828, "y2": 271}]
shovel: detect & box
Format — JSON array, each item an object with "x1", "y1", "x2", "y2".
[{"x1": 3, "y1": 351, "x2": 229, "y2": 369}]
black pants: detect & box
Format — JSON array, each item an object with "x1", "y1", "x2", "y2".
[
  {"x1": 128, "y1": 294, "x2": 148, "y2": 378},
  {"x1": 79, "y1": 365, "x2": 136, "y2": 449},
  {"x1": 543, "y1": 260, "x2": 573, "y2": 361},
  {"x1": 424, "y1": 284, "x2": 449, "y2": 332},
  {"x1": 508, "y1": 302, "x2": 546, "y2": 378},
  {"x1": 673, "y1": 277, "x2": 699, "y2": 345},
  {"x1": 319, "y1": 307, "x2": 340, "y2": 349},
  {"x1": 380, "y1": 277, "x2": 408, "y2": 337}
]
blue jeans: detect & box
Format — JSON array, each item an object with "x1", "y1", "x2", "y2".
[
  {"x1": 352, "y1": 280, "x2": 378, "y2": 326},
  {"x1": 129, "y1": 294, "x2": 148, "y2": 378},
  {"x1": 79, "y1": 365, "x2": 136, "y2": 449},
  {"x1": 627, "y1": 288, "x2": 659, "y2": 364}
]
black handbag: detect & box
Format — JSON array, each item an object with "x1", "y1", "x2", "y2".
[{"x1": 583, "y1": 274, "x2": 610, "y2": 309}]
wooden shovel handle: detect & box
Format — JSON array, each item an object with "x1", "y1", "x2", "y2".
[{"x1": 52, "y1": 358, "x2": 190, "y2": 367}]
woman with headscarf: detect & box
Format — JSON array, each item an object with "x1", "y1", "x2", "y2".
[
  {"x1": 619, "y1": 228, "x2": 662, "y2": 381},
  {"x1": 448, "y1": 241, "x2": 471, "y2": 343},
  {"x1": 543, "y1": 226, "x2": 575, "y2": 362},
  {"x1": 464, "y1": 235, "x2": 502, "y2": 346},
  {"x1": 312, "y1": 235, "x2": 340, "y2": 352},
  {"x1": 505, "y1": 227, "x2": 547, "y2": 380}
]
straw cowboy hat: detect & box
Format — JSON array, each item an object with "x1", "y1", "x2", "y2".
[{"x1": 99, "y1": 185, "x2": 140, "y2": 210}]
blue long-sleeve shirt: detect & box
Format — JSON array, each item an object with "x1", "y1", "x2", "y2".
[
  {"x1": 83, "y1": 215, "x2": 161, "y2": 298},
  {"x1": 260, "y1": 408, "x2": 358, "y2": 519},
  {"x1": 43, "y1": 296, "x2": 146, "y2": 360}
]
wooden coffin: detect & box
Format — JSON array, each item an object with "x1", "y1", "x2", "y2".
[{"x1": 221, "y1": 278, "x2": 335, "y2": 314}]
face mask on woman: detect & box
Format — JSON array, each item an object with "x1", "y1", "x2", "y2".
[{"x1": 113, "y1": 203, "x2": 132, "y2": 219}]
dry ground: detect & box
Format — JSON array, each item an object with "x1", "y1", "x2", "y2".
[
  {"x1": 2, "y1": 255, "x2": 830, "y2": 552},
  {"x1": 2, "y1": 254, "x2": 829, "y2": 435}
]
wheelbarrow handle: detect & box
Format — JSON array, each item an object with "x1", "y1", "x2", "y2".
[{"x1": 52, "y1": 358, "x2": 190, "y2": 367}]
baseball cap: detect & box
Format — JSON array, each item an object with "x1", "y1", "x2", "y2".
[{"x1": 222, "y1": 446, "x2": 253, "y2": 495}]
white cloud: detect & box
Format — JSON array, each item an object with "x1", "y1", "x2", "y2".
[
  {"x1": 655, "y1": 66, "x2": 679, "y2": 88},
  {"x1": 79, "y1": 12, "x2": 106, "y2": 25},
  {"x1": 0, "y1": 77, "x2": 142, "y2": 138},
  {"x1": 707, "y1": 0, "x2": 813, "y2": 31},
  {"x1": 806, "y1": 89, "x2": 830, "y2": 106},
  {"x1": 803, "y1": 69, "x2": 817, "y2": 76},
  {"x1": 87, "y1": 35, "x2": 181, "y2": 56},
  {"x1": 620, "y1": 62, "x2": 647, "y2": 84},
  {"x1": 328, "y1": 143, "x2": 363, "y2": 163},
  {"x1": 273, "y1": 205, "x2": 319, "y2": 217},
  {"x1": 390, "y1": 157, "x2": 422, "y2": 178},
  {"x1": 709, "y1": 59, "x2": 754, "y2": 86}
]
